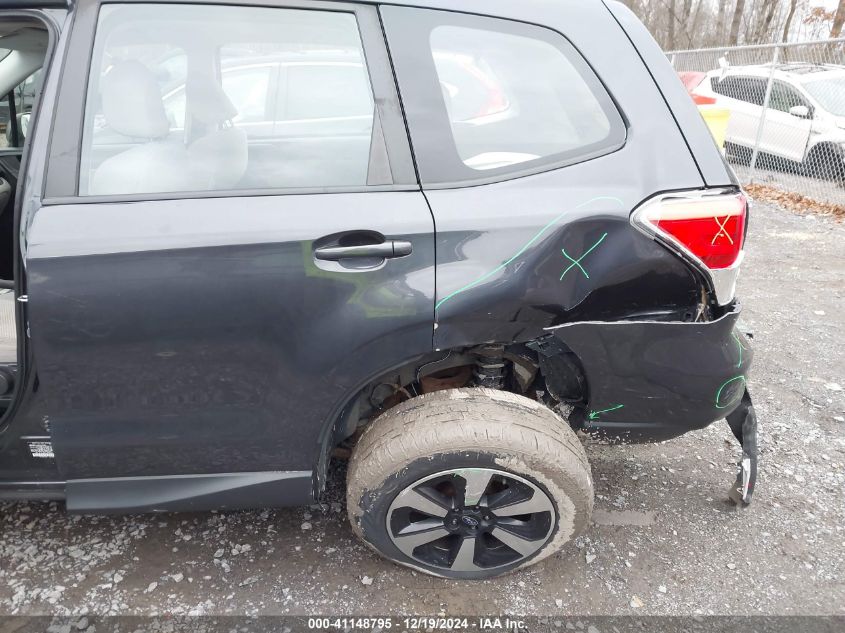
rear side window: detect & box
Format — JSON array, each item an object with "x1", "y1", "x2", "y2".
[
  {"x1": 711, "y1": 76, "x2": 766, "y2": 106},
  {"x1": 381, "y1": 7, "x2": 625, "y2": 186}
]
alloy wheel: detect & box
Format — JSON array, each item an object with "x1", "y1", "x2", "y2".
[{"x1": 386, "y1": 467, "x2": 556, "y2": 572}]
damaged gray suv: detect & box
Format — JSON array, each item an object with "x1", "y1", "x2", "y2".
[{"x1": 0, "y1": 0, "x2": 757, "y2": 579}]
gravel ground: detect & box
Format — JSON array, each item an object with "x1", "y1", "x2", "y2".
[
  {"x1": 731, "y1": 161, "x2": 845, "y2": 208},
  {"x1": 0, "y1": 201, "x2": 843, "y2": 617}
]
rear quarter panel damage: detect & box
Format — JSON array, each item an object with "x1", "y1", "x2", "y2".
[
  {"x1": 537, "y1": 304, "x2": 752, "y2": 440},
  {"x1": 431, "y1": 183, "x2": 706, "y2": 351}
]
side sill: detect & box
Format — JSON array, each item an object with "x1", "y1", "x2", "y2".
[
  {"x1": 0, "y1": 481, "x2": 66, "y2": 501},
  {"x1": 66, "y1": 470, "x2": 313, "y2": 514}
]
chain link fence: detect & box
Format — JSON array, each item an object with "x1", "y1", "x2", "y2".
[{"x1": 668, "y1": 39, "x2": 845, "y2": 209}]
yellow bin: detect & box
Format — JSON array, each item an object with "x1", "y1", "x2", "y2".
[{"x1": 698, "y1": 105, "x2": 730, "y2": 150}]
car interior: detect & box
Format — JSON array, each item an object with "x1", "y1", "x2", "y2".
[
  {"x1": 78, "y1": 4, "x2": 378, "y2": 195},
  {"x1": 0, "y1": 18, "x2": 48, "y2": 410}
]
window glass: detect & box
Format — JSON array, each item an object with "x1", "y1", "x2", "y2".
[
  {"x1": 429, "y1": 26, "x2": 614, "y2": 172},
  {"x1": 769, "y1": 82, "x2": 806, "y2": 113},
  {"x1": 222, "y1": 65, "x2": 272, "y2": 124},
  {"x1": 0, "y1": 69, "x2": 42, "y2": 150},
  {"x1": 741, "y1": 79, "x2": 766, "y2": 106},
  {"x1": 79, "y1": 3, "x2": 376, "y2": 196},
  {"x1": 802, "y1": 76, "x2": 845, "y2": 116},
  {"x1": 283, "y1": 63, "x2": 373, "y2": 120},
  {"x1": 713, "y1": 76, "x2": 766, "y2": 106},
  {"x1": 710, "y1": 76, "x2": 731, "y2": 98},
  {"x1": 162, "y1": 64, "x2": 273, "y2": 131}
]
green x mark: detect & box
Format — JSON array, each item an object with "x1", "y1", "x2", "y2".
[{"x1": 560, "y1": 232, "x2": 608, "y2": 281}]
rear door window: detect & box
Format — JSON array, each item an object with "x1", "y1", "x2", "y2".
[
  {"x1": 282, "y1": 63, "x2": 373, "y2": 120},
  {"x1": 78, "y1": 3, "x2": 379, "y2": 196},
  {"x1": 712, "y1": 76, "x2": 766, "y2": 106},
  {"x1": 381, "y1": 7, "x2": 625, "y2": 186}
]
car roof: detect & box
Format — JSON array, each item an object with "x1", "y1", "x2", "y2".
[
  {"x1": 120, "y1": 0, "x2": 603, "y2": 6},
  {"x1": 711, "y1": 63, "x2": 845, "y2": 82}
]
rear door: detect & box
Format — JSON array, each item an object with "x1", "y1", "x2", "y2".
[
  {"x1": 26, "y1": 0, "x2": 433, "y2": 487},
  {"x1": 711, "y1": 75, "x2": 767, "y2": 148}
]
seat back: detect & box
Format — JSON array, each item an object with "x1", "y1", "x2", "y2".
[
  {"x1": 89, "y1": 61, "x2": 206, "y2": 195},
  {"x1": 186, "y1": 74, "x2": 248, "y2": 190}
]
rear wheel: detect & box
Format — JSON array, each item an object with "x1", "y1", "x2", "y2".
[
  {"x1": 346, "y1": 388, "x2": 593, "y2": 579},
  {"x1": 806, "y1": 144, "x2": 845, "y2": 182}
]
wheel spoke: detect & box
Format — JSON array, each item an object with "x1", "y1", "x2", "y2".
[
  {"x1": 458, "y1": 469, "x2": 494, "y2": 506},
  {"x1": 493, "y1": 493, "x2": 553, "y2": 517},
  {"x1": 491, "y1": 526, "x2": 545, "y2": 557},
  {"x1": 393, "y1": 523, "x2": 450, "y2": 557},
  {"x1": 395, "y1": 488, "x2": 450, "y2": 517},
  {"x1": 450, "y1": 537, "x2": 481, "y2": 571}
]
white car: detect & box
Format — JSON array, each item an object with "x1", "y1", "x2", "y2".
[{"x1": 692, "y1": 63, "x2": 845, "y2": 179}]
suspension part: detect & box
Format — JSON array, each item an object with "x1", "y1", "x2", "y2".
[{"x1": 473, "y1": 345, "x2": 506, "y2": 389}]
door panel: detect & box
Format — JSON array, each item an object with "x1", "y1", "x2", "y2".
[
  {"x1": 27, "y1": 193, "x2": 434, "y2": 479},
  {"x1": 724, "y1": 96, "x2": 762, "y2": 148},
  {"x1": 759, "y1": 109, "x2": 811, "y2": 161},
  {"x1": 713, "y1": 76, "x2": 767, "y2": 148},
  {"x1": 758, "y1": 82, "x2": 812, "y2": 162},
  {"x1": 28, "y1": 0, "x2": 432, "y2": 483}
]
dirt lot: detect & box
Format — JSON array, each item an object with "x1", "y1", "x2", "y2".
[{"x1": 0, "y1": 201, "x2": 843, "y2": 618}]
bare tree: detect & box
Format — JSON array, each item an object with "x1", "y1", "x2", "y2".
[
  {"x1": 729, "y1": 0, "x2": 747, "y2": 45},
  {"x1": 803, "y1": 6, "x2": 835, "y2": 40},
  {"x1": 755, "y1": 0, "x2": 779, "y2": 43},
  {"x1": 831, "y1": 0, "x2": 845, "y2": 38},
  {"x1": 716, "y1": 0, "x2": 731, "y2": 43},
  {"x1": 667, "y1": 0, "x2": 677, "y2": 49},
  {"x1": 782, "y1": 0, "x2": 799, "y2": 43},
  {"x1": 624, "y1": 0, "x2": 819, "y2": 50}
]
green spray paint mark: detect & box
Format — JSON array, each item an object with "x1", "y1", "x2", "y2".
[
  {"x1": 434, "y1": 196, "x2": 624, "y2": 312},
  {"x1": 715, "y1": 375, "x2": 746, "y2": 409},
  {"x1": 588, "y1": 403, "x2": 624, "y2": 420},
  {"x1": 732, "y1": 331, "x2": 747, "y2": 369},
  {"x1": 560, "y1": 232, "x2": 608, "y2": 281}
]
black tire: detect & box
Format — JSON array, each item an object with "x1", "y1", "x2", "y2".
[
  {"x1": 346, "y1": 388, "x2": 593, "y2": 579},
  {"x1": 806, "y1": 144, "x2": 845, "y2": 182}
]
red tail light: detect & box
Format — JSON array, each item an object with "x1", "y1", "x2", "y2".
[
  {"x1": 632, "y1": 190, "x2": 748, "y2": 304},
  {"x1": 634, "y1": 191, "x2": 747, "y2": 269}
]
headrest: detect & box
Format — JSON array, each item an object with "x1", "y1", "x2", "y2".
[
  {"x1": 186, "y1": 74, "x2": 239, "y2": 125},
  {"x1": 101, "y1": 61, "x2": 170, "y2": 139}
]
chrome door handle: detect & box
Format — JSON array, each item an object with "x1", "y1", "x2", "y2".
[{"x1": 314, "y1": 240, "x2": 413, "y2": 261}]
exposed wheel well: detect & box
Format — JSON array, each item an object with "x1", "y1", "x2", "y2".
[{"x1": 315, "y1": 340, "x2": 589, "y2": 494}]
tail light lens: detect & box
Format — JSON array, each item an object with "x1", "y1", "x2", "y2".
[{"x1": 632, "y1": 190, "x2": 748, "y2": 303}]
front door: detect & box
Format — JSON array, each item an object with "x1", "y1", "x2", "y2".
[
  {"x1": 758, "y1": 80, "x2": 813, "y2": 162},
  {"x1": 24, "y1": 0, "x2": 433, "y2": 487}
]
